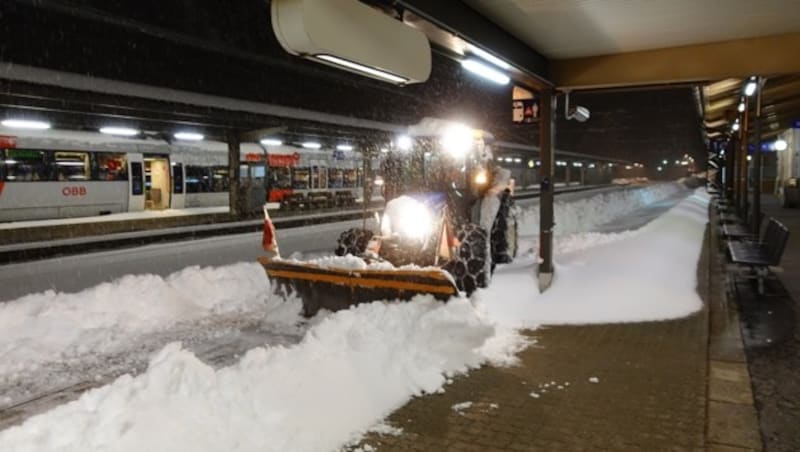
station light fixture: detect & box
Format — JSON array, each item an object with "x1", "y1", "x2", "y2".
[
  {"x1": 556, "y1": 160, "x2": 567, "y2": 166},
  {"x1": 747, "y1": 155, "x2": 752, "y2": 161},
  {"x1": 732, "y1": 122, "x2": 740, "y2": 132},
  {"x1": 513, "y1": 157, "x2": 522, "y2": 163},
  {"x1": 466, "y1": 44, "x2": 511, "y2": 70},
  {"x1": 572, "y1": 162, "x2": 583, "y2": 167},
  {"x1": 744, "y1": 77, "x2": 758, "y2": 97},
  {"x1": 737, "y1": 100, "x2": 745, "y2": 113},
  {"x1": 774, "y1": 139, "x2": 788, "y2": 151},
  {"x1": 625, "y1": 165, "x2": 632, "y2": 170},
  {"x1": 528, "y1": 160, "x2": 535, "y2": 168},
  {"x1": 1, "y1": 119, "x2": 51, "y2": 130},
  {"x1": 302, "y1": 142, "x2": 322, "y2": 149},
  {"x1": 460, "y1": 58, "x2": 510, "y2": 85},
  {"x1": 316, "y1": 54, "x2": 408, "y2": 84},
  {"x1": 380, "y1": 147, "x2": 389, "y2": 153},
  {"x1": 588, "y1": 163, "x2": 596, "y2": 169},
  {"x1": 100, "y1": 127, "x2": 139, "y2": 136},
  {"x1": 395, "y1": 135, "x2": 413, "y2": 151},
  {"x1": 657, "y1": 166, "x2": 663, "y2": 172},
  {"x1": 174, "y1": 132, "x2": 204, "y2": 141},
  {"x1": 336, "y1": 144, "x2": 354, "y2": 151},
  {"x1": 260, "y1": 138, "x2": 283, "y2": 146},
  {"x1": 662, "y1": 159, "x2": 668, "y2": 165},
  {"x1": 504, "y1": 157, "x2": 513, "y2": 163}
]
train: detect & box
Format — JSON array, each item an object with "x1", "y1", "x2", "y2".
[{"x1": 0, "y1": 127, "x2": 364, "y2": 222}]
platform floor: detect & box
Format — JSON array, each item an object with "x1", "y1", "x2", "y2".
[{"x1": 347, "y1": 202, "x2": 765, "y2": 451}]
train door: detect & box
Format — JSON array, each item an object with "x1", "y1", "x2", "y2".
[
  {"x1": 170, "y1": 155, "x2": 185, "y2": 209},
  {"x1": 128, "y1": 153, "x2": 145, "y2": 212},
  {"x1": 144, "y1": 154, "x2": 171, "y2": 210}
]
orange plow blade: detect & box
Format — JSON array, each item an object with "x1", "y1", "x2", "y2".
[{"x1": 258, "y1": 257, "x2": 458, "y2": 317}]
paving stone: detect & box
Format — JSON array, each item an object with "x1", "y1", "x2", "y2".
[
  {"x1": 708, "y1": 401, "x2": 762, "y2": 450},
  {"x1": 709, "y1": 361, "x2": 755, "y2": 405}
]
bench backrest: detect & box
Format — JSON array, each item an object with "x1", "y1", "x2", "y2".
[{"x1": 765, "y1": 218, "x2": 790, "y2": 265}]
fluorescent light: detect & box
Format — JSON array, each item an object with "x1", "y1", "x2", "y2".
[
  {"x1": 396, "y1": 135, "x2": 413, "y2": 151},
  {"x1": 625, "y1": 165, "x2": 632, "y2": 170},
  {"x1": 315, "y1": 54, "x2": 407, "y2": 84},
  {"x1": 513, "y1": 158, "x2": 522, "y2": 163},
  {"x1": 461, "y1": 59, "x2": 510, "y2": 85},
  {"x1": 4, "y1": 159, "x2": 18, "y2": 164},
  {"x1": 466, "y1": 44, "x2": 511, "y2": 70},
  {"x1": 572, "y1": 162, "x2": 583, "y2": 167},
  {"x1": 737, "y1": 102, "x2": 745, "y2": 113},
  {"x1": 100, "y1": 127, "x2": 138, "y2": 136},
  {"x1": 1, "y1": 119, "x2": 51, "y2": 130},
  {"x1": 261, "y1": 138, "x2": 283, "y2": 146},
  {"x1": 174, "y1": 132, "x2": 204, "y2": 141},
  {"x1": 662, "y1": 159, "x2": 668, "y2": 165},
  {"x1": 504, "y1": 157, "x2": 513, "y2": 162},
  {"x1": 774, "y1": 139, "x2": 788, "y2": 151},
  {"x1": 302, "y1": 142, "x2": 321, "y2": 149},
  {"x1": 744, "y1": 79, "x2": 757, "y2": 96},
  {"x1": 732, "y1": 123, "x2": 740, "y2": 131},
  {"x1": 657, "y1": 166, "x2": 663, "y2": 171},
  {"x1": 588, "y1": 163, "x2": 596, "y2": 169},
  {"x1": 747, "y1": 155, "x2": 752, "y2": 161},
  {"x1": 336, "y1": 144, "x2": 353, "y2": 151},
  {"x1": 56, "y1": 161, "x2": 85, "y2": 166}
]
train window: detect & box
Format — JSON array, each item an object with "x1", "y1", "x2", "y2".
[
  {"x1": 270, "y1": 167, "x2": 291, "y2": 189},
  {"x1": 3, "y1": 149, "x2": 51, "y2": 181},
  {"x1": 185, "y1": 165, "x2": 207, "y2": 193},
  {"x1": 311, "y1": 166, "x2": 320, "y2": 189},
  {"x1": 172, "y1": 162, "x2": 184, "y2": 194},
  {"x1": 319, "y1": 167, "x2": 328, "y2": 189},
  {"x1": 54, "y1": 152, "x2": 90, "y2": 181},
  {"x1": 328, "y1": 168, "x2": 344, "y2": 188},
  {"x1": 343, "y1": 169, "x2": 357, "y2": 188},
  {"x1": 131, "y1": 162, "x2": 144, "y2": 195},
  {"x1": 251, "y1": 165, "x2": 266, "y2": 179},
  {"x1": 292, "y1": 168, "x2": 310, "y2": 189},
  {"x1": 211, "y1": 167, "x2": 229, "y2": 192},
  {"x1": 94, "y1": 153, "x2": 128, "y2": 181}
]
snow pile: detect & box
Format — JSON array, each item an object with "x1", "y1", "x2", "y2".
[
  {"x1": 0, "y1": 298, "x2": 525, "y2": 452},
  {"x1": 0, "y1": 263, "x2": 277, "y2": 377},
  {"x1": 481, "y1": 190, "x2": 710, "y2": 326},
  {"x1": 517, "y1": 183, "x2": 682, "y2": 240}
]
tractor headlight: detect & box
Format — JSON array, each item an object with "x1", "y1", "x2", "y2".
[
  {"x1": 441, "y1": 123, "x2": 474, "y2": 159},
  {"x1": 474, "y1": 169, "x2": 488, "y2": 185},
  {"x1": 382, "y1": 196, "x2": 434, "y2": 241}
]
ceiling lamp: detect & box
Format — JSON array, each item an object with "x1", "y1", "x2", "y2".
[
  {"x1": 461, "y1": 59, "x2": 510, "y2": 85},
  {"x1": 1, "y1": 119, "x2": 51, "y2": 130}
]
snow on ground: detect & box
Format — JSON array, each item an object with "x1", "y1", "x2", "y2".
[
  {"x1": 0, "y1": 298, "x2": 525, "y2": 452},
  {"x1": 0, "y1": 263, "x2": 284, "y2": 379},
  {"x1": 479, "y1": 189, "x2": 709, "y2": 327},
  {"x1": 0, "y1": 182, "x2": 710, "y2": 451}
]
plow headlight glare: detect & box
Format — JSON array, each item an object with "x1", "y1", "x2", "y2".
[
  {"x1": 474, "y1": 170, "x2": 488, "y2": 185},
  {"x1": 441, "y1": 123, "x2": 473, "y2": 159},
  {"x1": 383, "y1": 197, "x2": 434, "y2": 240}
]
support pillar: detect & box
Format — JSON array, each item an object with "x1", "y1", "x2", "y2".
[
  {"x1": 538, "y1": 89, "x2": 555, "y2": 292},
  {"x1": 725, "y1": 136, "x2": 736, "y2": 200},
  {"x1": 738, "y1": 100, "x2": 750, "y2": 222},
  {"x1": 227, "y1": 132, "x2": 241, "y2": 217},
  {"x1": 752, "y1": 77, "x2": 764, "y2": 235}
]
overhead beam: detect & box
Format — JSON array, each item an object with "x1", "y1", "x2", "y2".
[
  {"x1": 393, "y1": 0, "x2": 550, "y2": 83},
  {"x1": 552, "y1": 32, "x2": 800, "y2": 89}
]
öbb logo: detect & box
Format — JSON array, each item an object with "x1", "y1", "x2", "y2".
[{"x1": 62, "y1": 186, "x2": 87, "y2": 196}]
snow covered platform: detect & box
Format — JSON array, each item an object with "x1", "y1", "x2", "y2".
[{"x1": 1, "y1": 182, "x2": 744, "y2": 451}]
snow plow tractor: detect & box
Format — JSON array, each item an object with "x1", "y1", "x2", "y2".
[{"x1": 259, "y1": 121, "x2": 517, "y2": 316}]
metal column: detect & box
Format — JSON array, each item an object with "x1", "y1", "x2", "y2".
[
  {"x1": 752, "y1": 77, "x2": 764, "y2": 235},
  {"x1": 538, "y1": 89, "x2": 555, "y2": 292},
  {"x1": 227, "y1": 132, "x2": 241, "y2": 216},
  {"x1": 738, "y1": 100, "x2": 750, "y2": 222}
]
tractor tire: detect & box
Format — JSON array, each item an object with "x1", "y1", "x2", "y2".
[
  {"x1": 335, "y1": 228, "x2": 374, "y2": 256},
  {"x1": 446, "y1": 223, "x2": 490, "y2": 295},
  {"x1": 490, "y1": 192, "x2": 517, "y2": 265}
]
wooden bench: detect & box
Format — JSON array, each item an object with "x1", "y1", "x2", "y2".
[{"x1": 728, "y1": 218, "x2": 790, "y2": 295}]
